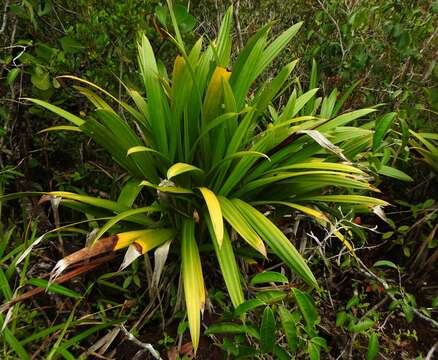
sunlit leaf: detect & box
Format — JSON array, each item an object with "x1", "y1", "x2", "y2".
[
  {"x1": 38, "y1": 125, "x2": 81, "y2": 133},
  {"x1": 167, "y1": 163, "x2": 204, "y2": 179},
  {"x1": 198, "y1": 187, "x2": 223, "y2": 246},
  {"x1": 181, "y1": 219, "x2": 205, "y2": 353}
]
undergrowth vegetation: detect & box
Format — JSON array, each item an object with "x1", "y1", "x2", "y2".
[{"x1": 1, "y1": 1, "x2": 437, "y2": 359}]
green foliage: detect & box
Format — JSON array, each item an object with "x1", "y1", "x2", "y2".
[
  {"x1": 381, "y1": 196, "x2": 437, "y2": 260},
  {"x1": 206, "y1": 287, "x2": 327, "y2": 358},
  {"x1": 2, "y1": 0, "x2": 175, "y2": 96},
  {"x1": 1, "y1": 0, "x2": 198, "y2": 199},
  {"x1": 4, "y1": 2, "x2": 393, "y2": 352},
  {"x1": 410, "y1": 130, "x2": 438, "y2": 173},
  {"x1": 1, "y1": 1, "x2": 437, "y2": 358},
  {"x1": 196, "y1": 0, "x2": 438, "y2": 137}
]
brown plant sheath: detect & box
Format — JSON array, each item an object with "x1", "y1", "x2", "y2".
[
  {"x1": 59, "y1": 235, "x2": 118, "y2": 268},
  {"x1": 0, "y1": 253, "x2": 117, "y2": 312}
]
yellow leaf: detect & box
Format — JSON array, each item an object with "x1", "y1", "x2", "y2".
[
  {"x1": 198, "y1": 187, "x2": 223, "y2": 246},
  {"x1": 203, "y1": 66, "x2": 231, "y2": 122},
  {"x1": 172, "y1": 55, "x2": 185, "y2": 89},
  {"x1": 333, "y1": 230, "x2": 358, "y2": 260},
  {"x1": 167, "y1": 163, "x2": 204, "y2": 179},
  {"x1": 115, "y1": 229, "x2": 174, "y2": 252},
  {"x1": 118, "y1": 229, "x2": 174, "y2": 271},
  {"x1": 252, "y1": 201, "x2": 329, "y2": 223}
]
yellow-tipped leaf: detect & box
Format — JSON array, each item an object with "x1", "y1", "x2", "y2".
[{"x1": 181, "y1": 219, "x2": 205, "y2": 353}]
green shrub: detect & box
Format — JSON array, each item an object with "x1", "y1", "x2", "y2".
[{"x1": 19, "y1": 3, "x2": 389, "y2": 352}]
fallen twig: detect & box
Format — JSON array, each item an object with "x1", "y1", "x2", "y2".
[
  {"x1": 0, "y1": 0, "x2": 9, "y2": 34},
  {"x1": 356, "y1": 257, "x2": 438, "y2": 329},
  {"x1": 233, "y1": 0, "x2": 244, "y2": 50},
  {"x1": 426, "y1": 341, "x2": 438, "y2": 360},
  {"x1": 317, "y1": 0, "x2": 346, "y2": 59},
  {"x1": 119, "y1": 325, "x2": 162, "y2": 360}
]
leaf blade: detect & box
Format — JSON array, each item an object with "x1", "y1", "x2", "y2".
[
  {"x1": 232, "y1": 199, "x2": 317, "y2": 288},
  {"x1": 206, "y1": 215, "x2": 244, "y2": 308},
  {"x1": 181, "y1": 219, "x2": 205, "y2": 353},
  {"x1": 199, "y1": 187, "x2": 224, "y2": 246},
  {"x1": 167, "y1": 163, "x2": 204, "y2": 179},
  {"x1": 260, "y1": 307, "x2": 276, "y2": 353}
]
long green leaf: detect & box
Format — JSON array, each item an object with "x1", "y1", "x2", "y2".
[
  {"x1": 140, "y1": 180, "x2": 194, "y2": 194},
  {"x1": 138, "y1": 34, "x2": 169, "y2": 155},
  {"x1": 251, "y1": 201, "x2": 329, "y2": 222},
  {"x1": 38, "y1": 125, "x2": 81, "y2": 133},
  {"x1": 299, "y1": 195, "x2": 389, "y2": 207},
  {"x1": 57, "y1": 75, "x2": 145, "y2": 122},
  {"x1": 206, "y1": 215, "x2": 244, "y2": 308},
  {"x1": 269, "y1": 161, "x2": 365, "y2": 175},
  {"x1": 215, "y1": 6, "x2": 233, "y2": 67},
  {"x1": 318, "y1": 108, "x2": 377, "y2": 132},
  {"x1": 27, "y1": 278, "x2": 81, "y2": 299},
  {"x1": 45, "y1": 191, "x2": 123, "y2": 212},
  {"x1": 218, "y1": 196, "x2": 266, "y2": 256},
  {"x1": 24, "y1": 98, "x2": 85, "y2": 126},
  {"x1": 255, "y1": 22, "x2": 303, "y2": 78},
  {"x1": 377, "y1": 165, "x2": 413, "y2": 182},
  {"x1": 181, "y1": 219, "x2": 204, "y2": 353},
  {"x1": 117, "y1": 179, "x2": 143, "y2": 209},
  {"x1": 93, "y1": 207, "x2": 157, "y2": 243}
]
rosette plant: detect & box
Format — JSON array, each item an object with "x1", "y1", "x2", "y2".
[{"x1": 19, "y1": 3, "x2": 388, "y2": 351}]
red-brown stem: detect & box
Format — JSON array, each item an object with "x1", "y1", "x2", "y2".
[{"x1": 1, "y1": 254, "x2": 117, "y2": 311}]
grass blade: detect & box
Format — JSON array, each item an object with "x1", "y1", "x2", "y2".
[
  {"x1": 0, "y1": 315, "x2": 31, "y2": 360},
  {"x1": 26, "y1": 278, "x2": 81, "y2": 299}
]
